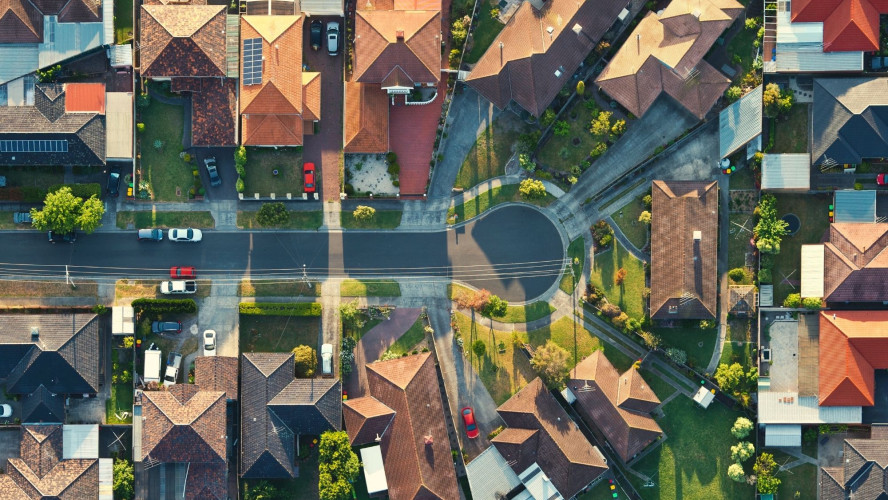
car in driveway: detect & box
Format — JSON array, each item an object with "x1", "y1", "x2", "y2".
[
  {"x1": 321, "y1": 343, "x2": 333, "y2": 375},
  {"x1": 204, "y1": 157, "x2": 222, "y2": 187},
  {"x1": 310, "y1": 19, "x2": 323, "y2": 50},
  {"x1": 203, "y1": 330, "x2": 216, "y2": 356},
  {"x1": 304, "y1": 162, "x2": 316, "y2": 193},
  {"x1": 152, "y1": 321, "x2": 182, "y2": 334},
  {"x1": 106, "y1": 166, "x2": 121, "y2": 197},
  {"x1": 461, "y1": 407, "x2": 479, "y2": 439},
  {"x1": 168, "y1": 228, "x2": 202, "y2": 242},
  {"x1": 138, "y1": 228, "x2": 163, "y2": 241},
  {"x1": 160, "y1": 280, "x2": 197, "y2": 294},
  {"x1": 170, "y1": 266, "x2": 196, "y2": 279},
  {"x1": 48, "y1": 231, "x2": 76, "y2": 243},
  {"x1": 164, "y1": 351, "x2": 182, "y2": 386},
  {"x1": 326, "y1": 21, "x2": 340, "y2": 56}
]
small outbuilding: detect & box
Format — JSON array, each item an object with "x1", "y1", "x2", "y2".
[
  {"x1": 693, "y1": 386, "x2": 715, "y2": 409},
  {"x1": 834, "y1": 190, "x2": 876, "y2": 223},
  {"x1": 359, "y1": 446, "x2": 388, "y2": 497},
  {"x1": 719, "y1": 85, "x2": 763, "y2": 159},
  {"x1": 761, "y1": 154, "x2": 810, "y2": 190}
]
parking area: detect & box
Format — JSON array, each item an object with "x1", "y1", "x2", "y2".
[{"x1": 189, "y1": 146, "x2": 238, "y2": 201}]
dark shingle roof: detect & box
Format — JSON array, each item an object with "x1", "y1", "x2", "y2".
[
  {"x1": 6, "y1": 425, "x2": 98, "y2": 498},
  {"x1": 0, "y1": 0, "x2": 43, "y2": 43},
  {"x1": 190, "y1": 78, "x2": 237, "y2": 146},
  {"x1": 21, "y1": 385, "x2": 65, "y2": 424},
  {"x1": 141, "y1": 384, "x2": 227, "y2": 464},
  {"x1": 240, "y1": 353, "x2": 296, "y2": 479},
  {"x1": 343, "y1": 396, "x2": 395, "y2": 446},
  {"x1": 813, "y1": 78, "x2": 888, "y2": 165},
  {"x1": 195, "y1": 356, "x2": 238, "y2": 401},
  {"x1": 820, "y1": 426, "x2": 888, "y2": 499},
  {"x1": 183, "y1": 462, "x2": 227, "y2": 500},
  {"x1": 823, "y1": 223, "x2": 888, "y2": 303},
  {"x1": 267, "y1": 378, "x2": 342, "y2": 436}
]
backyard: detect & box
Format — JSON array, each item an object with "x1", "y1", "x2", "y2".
[
  {"x1": 243, "y1": 147, "x2": 304, "y2": 196},
  {"x1": 728, "y1": 212, "x2": 756, "y2": 270},
  {"x1": 116, "y1": 211, "x2": 215, "y2": 229},
  {"x1": 237, "y1": 210, "x2": 323, "y2": 230},
  {"x1": 771, "y1": 451, "x2": 817, "y2": 500},
  {"x1": 724, "y1": 18, "x2": 759, "y2": 80},
  {"x1": 340, "y1": 279, "x2": 401, "y2": 297},
  {"x1": 652, "y1": 321, "x2": 718, "y2": 370},
  {"x1": 340, "y1": 210, "x2": 402, "y2": 229},
  {"x1": 139, "y1": 99, "x2": 192, "y2": 202},
  {"x1": 114, "y1": 0, "x2": 133, "y2": 43},
  {"x1": 242, "y1": 442, "x2": 319, "y2": 499},
  {"x1": 588, "y1": 241, "x2": 646, "y2": 320},
  {"x1": 106, "y1": 348, "x2": 134, "y2": 424},
  {"x1": 559, "y1": 237, "x2": 586, "y2": 294},
  {"x1": 612, "y1": 197, "x2": 649, "y2": 249},
  {"x1": 462, "y1": 0, "x2": 505, "y2": 64},
  {"x1": 770, "y1": 104, "x2": 809, "y2": 154},
  {"x1": 537, "y1": 95, "x2": 620, "y2": 171},
  {"x1": 451, "y1": 184, "x2": 556, "y2": 221},
  {"x1": 239, "y1": 312, "x2": 322, "y2": 352},
  {"x1": 770, "y1": 193, "x2": 831, "y2": 305},
  {"x1": 238, "y1": 279, "x2": 321, "y2": 297},
  {"x1": 720, "y1": 318, "x2": 755, "y2": 370},
  {"x1": 454, "y1": 113, "x2": 528, "y2": 189}
]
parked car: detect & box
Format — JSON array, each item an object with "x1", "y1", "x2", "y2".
[
  {"x1": 48, "y1": 231, "x2": 76, "y2": 244},
  {"x1": 161, "y1": 280, "x2": 197, "y2": 294},
  {"x1": 151, "y1": 321, "x2": 182, "y2": 334},
  {"x1": 106, "y1": 166, "x2": 121, "y2": 197},
  {"x1": 321, "y1": 343, "x2": 333, "y2": 375},
  {"x1": 0, "y1": 404, "x2": 12, "y2": 418},
  {"x1": 204, "y1": 157, "x2": 222, "y2": 187},
  {"x1": 461, "y1": 407, "x2": 479, "y2": 439},
  {"x1": 170, "y1": 266, "x2": 196, "y2": 279},
  {"x1": 310, "y1": 19, "x2": 323, "y2": 50},
  {"x1": 203, "y1": 330, "x2": 217, "y2": 356},
  {"x1": 304, "y1": 162, "x2": 316, "y2": 193},
  {"x1": 326, "y1": 21, "x2": 340, "y2": 56},
  {"x1": 144, "y1": 346, "x2": 162, "y2": 384},
  {"x1": 168, "y1": 228, "x2": 202, "y2": 242},
  {"x1": 13, "y1": 212, "x2": 31, "y2": 224},
  {"x1": 879, "y1": 173, "x2": 887, "y2": 186},
  {"x1": 164, "y1": 351, "x2": 182, "y2": 386},
  {"x1": 138, "y1": 228, "x2": 163, "y2": 241}
]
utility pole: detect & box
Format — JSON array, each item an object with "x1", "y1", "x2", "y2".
[{"x1": 65, "y1": 265, "x2": 76, "y2": 289}]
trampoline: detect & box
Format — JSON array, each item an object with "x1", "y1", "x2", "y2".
[{"x1": 782, "y1": 214, "x2": 801, "y2": 235}]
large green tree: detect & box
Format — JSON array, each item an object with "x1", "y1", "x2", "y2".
[
  {"x1": 530, "y1": 340, "x2": 570, "y2": 389},
  {"x1": 291, "y1": 345, "x2": 317, "y2": 378},
  {"x1": 318, "y1": 431, "x2": 361, "y2": 500},
  {"x1": 112, "y1": 459, "x2": 134, "y2": 500},
  {"x1": 30, "y1": 186, "x2": 105, "y2": 234}
]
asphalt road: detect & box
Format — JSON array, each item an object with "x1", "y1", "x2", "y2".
[{"x1": 2, "y1": 206, "x2": 565, "y2": 302}]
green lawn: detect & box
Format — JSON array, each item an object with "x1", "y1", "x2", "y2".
[
  {"x1": 526, "y1": 316, "x2": 636, "y2": 373},
  {"x1": 387, "y1": 318, "x2": 428, "y2": 356},
  {"x1": 455, "y1": 113, "x2": 525, "y2": 189},
  {"x1": 728, "y1": 212, "x2": 756, "y2": 271},
  {"x1": 652, "y1": 321, "x2": 718, "y2": 370},
  {"x1": 448, "y1": 283, "x2": 555, "y2": 323},
  {"x1": 729, "y1": 165, "x2": 756, "y2": 190},
  {"x1": 0, "y1": 166, "x2": 64, "y2": 190},
  {"x1": 238, "y1": 279, "x2": 321, "y2": 297},
  {"x1": 116, "y1": 211, "x2": 215, "y2": 229},
  {"x1": 770, "y1": 193, "x2": 831, "y2": 305},
  {"x1": 589, "y1": 241, "x2": 646, "y2": 319},
  {"x1": 638, "y1": 367, "x2": 677, "y2": 401},
  {"x1": 340, "y1": 210, "x2": 402, "y2": 229},
  {"x1": 629, "y1": 397, "x2": 754, "y2": 500},
  {"x1": 239, "y1": 313, "x2": 322, "y2": 352},
  {"x1": 114, "y1": 0, "x2": 133, "y2": 43},
  {"x1": 771, "y1": 105, "x2": 809, "y2": 154},
  {"x1": 578, "y1": 477, "x2": 632, "y2": 500},
  {"x1": 0, "y1": 280, "x2": 97, "y2": 298},
  {"x1": 772, "y1": 455, "x2": 817, "y2": 500},
  {"x1": 725, "y1": 22, "x2": 758, "y2": 81},
  {"x1": 106, "y1": 381, "x2": 133, "y2": 424},
  {"x1": 560, "y1": 237, "x2": 586, "y2": 294},
  {"x1": 237, "y1": 210, "x2": 323, "y2": 230},
  {"x1": 340, "y1": 279, "x2": 401, "y2": 297},
  {"x1": 243, "y1": 147, "x2": 304, "y2": 196},
  {"x1": 537, "y1": 97, "x2": 606, "y2": 171},
  {"x1": 451, "y1": 184, "x2": 556, "y2": 221},
  {"x1": 720, "y1": 318, "x2": 754, "y2": 370},
  {"x1": 612, "y1": 198, "x2": 648, "y2": 249},
  {"x1": 139, "y1": 100, "x2": 190, "y2": 201},
  {"x1": 463, "y1": 0, "x2": 506, "y2": 64}
]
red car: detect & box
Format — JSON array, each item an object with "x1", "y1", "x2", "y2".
[
  {"x1": 170, "y1": 266, "x2": 196, "y2": 279},
  {"x1": 461, "y1": 407, "x2": 479, "y2": 439},
  {"x1": 304, "y1": 162, "x2": 316, "y2": 193},
  {"x1": 879, "y1": 173, "x2": 887, "y2": 186}
]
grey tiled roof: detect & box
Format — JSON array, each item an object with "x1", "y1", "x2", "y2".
[
  {"x1": 21, "y1": 385, "x2": 64, "y2": 424},
  {"x1": 268, "y1": 378, "x2": 341, "y2": 436},
  {"x1": 7, "y1": 425, "x2": 98, "y2": 498},
  {"x1": 813, "y1": 77, "x2": 888, "y2": 165},
  {"x1": 819, "y1": 426, "x2": 888, "y2": 499}
]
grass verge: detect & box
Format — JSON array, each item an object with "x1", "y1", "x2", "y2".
[
  {"x1": 0, "y1": 281, "x2": 97, "y2": 297},
  {"x1": 612, "y1": 197, "x2": 648, "y2": 249},
  {"x1": 387, "y1": 318, "x2": 428, "y2": 356},
  {"x1": 237, "y1": 210, "x2": 323, "y2": 230},
  {"x1": 448, "y1": 283, "x2": 555, "y2": 323},
  {"x1": 340, "y1": 279, "x2": 401, "y2": 297},
  {"x1": 452, "y1": 184, "x2": 556, "y2": 221},
  {"x1": 238, "y1": 279, "x2": 321, "y2": 297},
  {"x1": 559, "y1": 237, "x2": 586, "y2": 294},
  {"x1": 116, "y1": 211, "x2": 215, "y2": 229},
  {"x1": 341, "y1": 210, "x2": 402, "y2": 229},
  {"x1": 588, "y1": 241, "x2": 646, "y2": 319}
]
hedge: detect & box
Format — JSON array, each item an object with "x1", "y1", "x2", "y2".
[
  {"x1": 238, "y1": 302, "x2": 322, "y2": 317},
  {"x1": 0, "y1": 186, "x2": 45, "y2": 202},
  {"x1": 131, "y1": 298, "x2": 197, "y2": 315},
  {"x1": 48, "y1": 183, "x2": 102, "y2": 200}
]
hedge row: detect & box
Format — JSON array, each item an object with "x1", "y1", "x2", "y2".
[
  {"x1": 49, "y1": 183, "x2": 102, "y2": 200},
  {"x1": 0, "y1": 183, "x2": 102, "y2": 202},
  {"x1": 238, "y1": 302, "x2": 322, "y2": 317},
  {"x1": 132, "y1": 298, "x2": 197, "y2": 315}
]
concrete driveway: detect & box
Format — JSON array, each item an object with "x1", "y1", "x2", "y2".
[
  {"x1": 0, "y1": 427, "x2": 19, "y2": 470},
  {"x1": 189, "y1": 146, "x2": 238, "y2": 201},
  {"x1": 196, "y1": 283, "x2": 240, "y2": 358},
  {"x1": 344, "y1": 308, "x2": 422, "y2": 398}
]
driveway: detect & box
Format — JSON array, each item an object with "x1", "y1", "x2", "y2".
[
  {"x1": 196, "y1": 283, "x2": 240, "y2": 358},
  {"x1": 189, "y1": 146, "x2": 238, "y2": 201},
  {"x1": 344, "y1": 308, "x2": 421, "y2": 398},
  {"x1": 0, "y1": 428, "x2": 19, "y2": 470}
]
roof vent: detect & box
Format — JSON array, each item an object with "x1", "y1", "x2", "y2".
[
  {"x1": 423, "y1": 435, "x2": 433, "y2": 445},
  {"x1": 546, "y1": 26, "x2": 554, "y2": 34},
  {"x1": 572, "y1": 23, "x2": 582, "y2": 35},
  {"x1": 30, "y1": 327, "x2": 38, "y2": 340},
  {"x1": 693, "y1": 230, "x2": 702, "y2": 240},
  {"x1": 396, "y1": 30, "x2": 405, "y2": 40}
]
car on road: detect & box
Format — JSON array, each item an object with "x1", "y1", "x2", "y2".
[
  {"x1": 138, "y1": 229, "x2": 163, "y2": 241},
  {"x1": 164, "y1": 351, "x2": 182, "y2": 386},
  {"x1": 106, "y1": 166, "x2": 121, "y2": 197},
  {"x1": 151, "y1": 321, "x2": 182, "y2": 334},
  {"x1": 461, "y1": 407, "x2": 479, "y2": 439},
  {"x1": 326, "y1": 21, "x2": 340, "y2": 56},
  {"x1": 204, "y1": 157, "x2": 222, "y2": 187},
  {"x1": 168, "y1": 228, "x2": 202, "y2": 242},
  {"x1": 203, "y1": 330, "x2": 217, "y2": 356},
  {"x1": 879, "y1": 173, "x2": 887, "y2": 186},
  {"x1": 310, "y1": 19, "x2": 323, "y2": 50},
  {"x1": 13, "y1": 212, "x2": 31, "y2": 224},
  {"x1": 0, "y1": 404, "x2": 12, "y2": 418},
  {"x1": 170, "y1": 266, "x2": 196, "y2": 279},
  {"x1": 321, "y1": 343, "x2": 333, "y2": 375},
  {"x1": 304, "y1": 162, "x2": 316, "y2": 193},
  {"x1": 161, "y1": 280, "x2": 197, "y2": 294},
  {"x1": 48, "y1": 231, "x2": 76, "y2": 244}
]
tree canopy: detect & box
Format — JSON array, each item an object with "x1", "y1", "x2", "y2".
[
  {"x1": 530, "y1": 340, "x2": 570, "y2": 389},
  {"x1": 30, "y1": 186, "x2": 105, "y2": 234},
  {"x1": 318, "y1": 431, "x2": 361, "y2": 500},
  {"x1": 112, "y1": 459, "x2": 134, "y2": 500}
]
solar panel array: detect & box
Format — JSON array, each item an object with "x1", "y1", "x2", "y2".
[
  {"x1": 0, "y1": 140, "x2": 68, "y2": 153},
  {"x1": 243, "y1": 38, "x2": 263, "y2": 86}
]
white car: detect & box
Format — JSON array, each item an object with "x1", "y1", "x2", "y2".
[
  {"x1": 203, "y1": 330, "x2": 217, "y2": 356},
  {"x1": 168, "y1": 228, "x2": 202, "y2": 242},
  {"x1": 321, "y1": 343, "x2": 333, "y2": 375},
  {"x1": 0, "y1": 404, "x2": 11, "y2": 418},
  {"x1": 160, "y1": 280, "x2": 197, "y2": 294}
]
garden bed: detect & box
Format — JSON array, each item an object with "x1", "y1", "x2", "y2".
[{"x1": 588, "y1": 241, "x2": 646, "y2": 320}]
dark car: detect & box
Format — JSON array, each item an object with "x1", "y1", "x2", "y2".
[
  {"x1": 48, "y1": 231, "x2": 76, "y2": 244},
  {"x1": 106, "y1": 166, "x2": 121, "y2": 197},
  {"x1": 151, "y1": 321, "x2": 182, "y2": 334},
  {"x1": 326, "y1": 21, "x2": 340, "y2": 56},
  {"x1": 310, "y1": 19, "x2": 323, "y2": 50},
  {"x1": 204, "y1": 157, "x2": 221, "y2": 187}
]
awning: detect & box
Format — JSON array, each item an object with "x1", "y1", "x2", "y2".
[
  {"x1": 765, "y1": 424, "x2": 801, "y2": 447},
  {"x1": 360, "y1": 446, "x2": 388, "y2": 496},
  {"x1": 801, "y1": 244, "x2": 824, "y2": 298}
]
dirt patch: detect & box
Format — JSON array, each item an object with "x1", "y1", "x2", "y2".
[{"x1": 730, "y1": 189, "x2": 757, "y2": 213}]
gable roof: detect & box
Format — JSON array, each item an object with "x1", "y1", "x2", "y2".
[
  {"x1": 792, "y1": 0, "x2": 888, "y2": 52},
  {"x1": 819, "y1": 311, "x2": 888, "y2": 406},
  {"x1": 268, "y1": 378, "x2": 342, "y2": 435},
  {"x1": 195, "y1": 356, "x2": 239, "y2": 401},
  {"x1": 728, "y1": 285, "x2": 757, "y2": 314},
  {"x1": 0, "y1": 0, "x2": 43, "y2": 43},
  {"x1": 141, "y1": 384, "x2": 227, "y2": 465},
  {"x1": 820, "y1": 425, "x2": 888, "y2": 499},
  {"x1": 718, "y1": 84, "x2": 763, "y2": 158},
  {"x1": 190, "y1": 77, "x2": 237, "y2": 146},
  {"x1": 240, "y1": 16, "x2": 303, "y2": 114},
  {"x1": 812, "y1": 77, "x2": 888, "y2": 166},
  {"x1": 353, "y1": 9, "x2": 441, "y2": 84},
  {"x1": 342, "y1": 396, "x2": 395, "y2": 446},
  {"x1": 344, "y1": 82, "x2": 389, "y2": 153},
  {"x1": 22, "y1": 385, "x2": 65, "y2": 424},
  {"x1": 139, "y1": 5, "x2": 227, "y2": 77},
  {"x1": 650, "y1": 180, "x2": 719, "y2": 319},
  {"x1": 496, "y1": 377, "x2": 609, "y2": 498},
  {"x1": 302, "y1": 72, "x2": 321, "y2": 121},
  {"x1": 823, "y1": 223, "x2": 888, "y2": 302},
  {"x1": 466, "y1": 0, "x2": 625, "y2": 116},
  {"x1": 595, "y1": 0, "x2": 742, "y2": 118},
  {"x1": 6, "y1": 425, "x2": 98, "y2": 498},
  {"x1": 57, "y1": 0, "x2": 100, "y2": 23}
]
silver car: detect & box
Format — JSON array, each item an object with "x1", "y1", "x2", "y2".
[
  {"x1": 327, "y1": 21, "x2": 340, "y2": 56},
  {"x1": 168, "y1": 228, "x2": 202, "y2": 242}
]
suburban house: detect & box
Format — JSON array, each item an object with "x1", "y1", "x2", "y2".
[
  {"x1": 465, "y1": 0, "x2": 628, "y2": 117},
  {"x1": 727, "y1": 285, "x2": 757, "y2": 317},
  {"x1": 239, "y1": 15, "x2": 321, "y2": 146},
  {"x1": 240, "y1": 353, "x2": 342, "y2": 479},
  {"x1": 139, "y1": 3, "x2": 238, "y2": 147},
  {"x1": 0, "y1": 0, "x2": 113, "y2": 105},
  {"x1": 194, "y1": 355, "x2": 239, "y2": 401},
  {"x1": 812, "y1": 77, "x2": 888, "y2": 168},
  {"x1": 820, "y1": 424, "x2": 888, "y2": 499},
  {"x1": 650, "y1": 180, "x2": 718, "y2": 320},
  {"x1": 800, "y1": 224, "x2": 888, "y2": 304},
  {"x1": 344, "y1": 81, "x2": 389, "y2": 153},
  {"x1": 792, "y1": 0, "x2": 888, "y2": 53},
  {"x1": 491, "y1": 377, "x2": 609, "y2": 499},
  {"x1": 141, "y1": 383, "x2": 228, "y2": 499},
  {"x1": 595, "y1": 0, "x2": 742, "y2": 119},
  {"x1": 342, "y1": 352, "x2": 459, "y2": 499},
  {"x1": 766, "y1": 1, "x2": 864, "y2": 73},
  {"x1": 818, "y1": 311, "x2": 888, "y2": 407},
  {"x1": 566, "y1": 351, "x2": 662, "y2": 463}
]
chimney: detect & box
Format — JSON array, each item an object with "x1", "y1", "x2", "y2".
[
  {"x1": 693, "y1": 231, "x2": 702, "y2": 240},
  {"x1": 30, "y1": 327, "x2": 38, "y2": 341},
  {"x1": 572, "y1": 23, "x2": 582, "y2": 35},
  {"x1": 423, "y1": 435, "x2": 434, "y2": 445},
  {"x1": 396, "y1": 30, "x2": 405, "y2": 41}
]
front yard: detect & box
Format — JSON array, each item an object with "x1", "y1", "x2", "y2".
[
  {"x1": 588, "y1": 241, "x2": 646, "y2": 320},
  {"x1": 451, "y1": 184, "x2": 556, "y2": 221},
  {"x1": 340, "y1": 210, "x2": 402, "y2": 229},
  {"x1": 455, "y1": 112, "x2": 528, "y2": 189},
  {"x1": 769, "y1": 193, "x2": 831, "y2": 305},
  {"x1": 559, "y1": 237, "x2": 585, "y2": 294},
  {"x1": 239, "y1": 312, "x2": 322, "y2": 352},
  {"x1": 387, "y1": 317, "x2": 428, "y2": 356},
  {"x1": 651, "y1": 321, "x2": 718, "y2": 370},
  {"x1": 612, "y1": 197, "x2": 649, "y2": 249},
  {"x1": 139, "y1": 99, "x2": 191, "y2": 201},
  {"x1": 116, "y1": 211, "x2": 215, "y2": 229},
  {"x1": 243, "y1": 147, "x2": 304, "y2": 196},
  {"x1": 236, "y1": 210, "x2": 323, "y2": 230},
  {"x1": 771, "y1": 104, "x2": 809, "y2": 154}
]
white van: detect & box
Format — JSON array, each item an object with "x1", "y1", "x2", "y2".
[
  {"x1": 144, "y1": 346, "x2": 161, "y2": 384},
  {"x1": 321, "y1": 343, "x2": 333, "y2": 376}
]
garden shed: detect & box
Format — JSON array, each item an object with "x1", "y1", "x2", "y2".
[
  {"x1": 764, "y1": 424, "x2": 801, "y2": 447},
  {"x1": 761, "y1": 154, "x2": 810, "y2": 190},
  {"x1": 719, "y1": 85, "x2": 762, "y2": 159},
  {"x1": 834, "y1": 190, "x2": 876, "y2": 223},
  {"x1": 800, "y1": 244, "x2": 824, "y2": 298}
]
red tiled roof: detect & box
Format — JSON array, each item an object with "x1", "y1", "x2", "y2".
[
  {"x1": 141, "y1": 384, "x2": 227, "y2": 463},
  {"x1": 353, "y1": 9, "x2": 441, "y2": 85},
  {"x1": 302, "y1": 72, "x2": 321, "y2": 121},
  {"x1": 819, "y1": 311, "x2": 888, "y2": 406},
  {"x1": 0, "y1": 0, "x2": 43, "y2": 43},
  {"x1": 191, "y1": 78, "x2": 237, "y2": 146},
  {"x1": 792, "y1": 0, "x2": 886, "y2": 52},
  {"x1": 139, "y1": 5, "x2": 227, "y2": 78},
  {"x1": 64, "y1": 83, "x2": 105, "y2": 114},
  {"x1": 344, "y1": 82, "x2": 389, "y2": 153},
  {"x1": 823, "y1": 223, "x2": 888, "y2": 302}
]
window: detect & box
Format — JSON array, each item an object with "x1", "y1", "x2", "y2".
[
  {"x1": 0, "y1": 84, "x2": 6, "y2": 107},
  {"x1": 23, "y1": 75, "x2": 35, "y2": 105},
  {"x1": 0, "y1": 140, "x2": 68, "y2": 153}
]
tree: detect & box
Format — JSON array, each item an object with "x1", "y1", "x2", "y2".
[
  {"x1": 802, "y1": 297, "x2": 823, "y2": 310},
  {"x1": 642, "y1": 194, "x2": 653, "y2": 209},
  {"x1": 318, "y1": 431, "x2": 361, "y2": 500},
  {"x1": 257, "y1": 202, "x2": 289, "y2": 226},
  {"x1": 244, "y1": 481, "x2": 277, "y2": 500},
  {"x1": 757, "y1": 474, "x2": 781, "y2": 495},
  {"x1": 727, "y1": 268, "x2": 746, "y2": 283},
  {"x1": 112, "y1": 459, "x2": 134, "y2": 500},
  {"x1": 339, "y1": 300, "x2": 365, "y2": 330},
  {"x1": 354, "y1": 205, "x2": 376, "y2": 221},
  {"x1": 576, "y1": 80, "x2": 585, "y2": 95},
  {"x1": 519, "y1": 178, "x2": 547, "y2": 200},
  {"x1": 553, "y1": 120, "x2": 570, "y2": 137},
  {"x1": 783, "y1": 293, "x2": 802, "y2": 308},
  {"x1": 640, "y1": 331, "x2": 661, "y2": 350},
  {"x1": 727, "y1": 463, "x2": 746, "y2": 482},
  {"x1": 754, "y1": 194, "x2": 788, "y2": 254},
  {"x1": 731, "y1": 441, "x2": 755, "y2": 462},
  {"x1": 611, "y1": 312, "x2": 629, "y2": 330},
  {"x1": 590, "y1": 111, "x2": 613, "y2": 137},
  {"x1": 31, "y1": 187, "x2": 105, "y2": 234},
  {"x1": 541, "y1": 109, "x2": 557, "y2": 127},
  {"x1": 518, "y1": 153, "x2": 535, "y2": 172},
  {"x1": 292, "y1": 345, "x2": 317, "y2": 377},
  {"x1": 732, "y1": 417, "x2": 754, "y2": 439},
  {"x1": 758, "y1": 268, "x2": 772, "y2": 283},
  {"x1": 600, "y1": 303, "x2": 622, "y2": 318},
  {"x1": 234, "y1": 146, "x2": 247, "y2": 174},
  {"x1": 715, "y1": 362, "x2": 745, "y2": 392},
  {"x1": 754, "y1": 452, "x2": 777, "y2": 477},
  {"x1": 472, "y1": 340, "x2": 486, "y2": 358},
  {"x1": 638, "y1": 210, "x2": 651, "y2": 225},
  {"x1": 614, "y1": 267, "x2": 627, "y2": 285},
  {"x1": 482, "y1": 295, "x2": 508, "y2": 318},
  {"x1": 665, "y1": 347, "x2": 687, "y2": 365},
  {"x1": 611, "y1": 119, "x2": 626, "y2": 136},
  {"x1": 77, "y1": 195, "x2": 104, "y2": 234},
  {"x1": 725, "y1": 86, "x2": 742, "y2": 102},
  {"x1": 763, "y1": 83, "x2": 794, "y2": 118},
  {"x1": 530, "y1": 340, "x2": 570, "y2": 389},
  {"x1": 451, "y1": 16, "x2": 469, "y2": 48},
  {"x1": 455, "y1": 288, "x2": 491, "y2": 312}
]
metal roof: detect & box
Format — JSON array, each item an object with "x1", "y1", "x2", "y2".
[
  {"x1": 299, "y1": 0, "x2": 343, "y2": 16},
  {"x1": 834, "y1": 190, "x2": 877, "y2": 223},
  {"x1": 762, "y1": 154, "x2": 810, "y2": 190},
  {"x1": 758, "y1": 391, "x2": 862, "y2": 424},
  {"x1": 467, "y1": 446, "x2": 523, "y2": 500},
  {"x1": 359, "y1": 446, "x2": 388, "y2": 496},
  {"x1": 759, "y1": 285, "x2": 774, "y2": 306},
  {"x1": 99, "y1": 458, "x2": 113, "y2": 500},
  {"x1": 801, "y1": 244, "x2": 825, "y2": 298},
  {"x1": 693, "y1": 386, "x2": 714, "y2": 408},
  {"x1": 773, "y1": 10, "x2": 863, "y2": 72},
  {"x1": 105, "y1": 92, "x2": 133, "y2": 160},
  {"x1": 764, "y1": 424, "x2": 802, "y2": 447},
  {"x1": 719, "y1": 85, "x2": 763, "y2": 158},
  {"x1": 108, "y1": 45, "x2": 132, "y2": 68},
  {"x1": 63, "y1": 424, "x2": 99, "y2": 459}
]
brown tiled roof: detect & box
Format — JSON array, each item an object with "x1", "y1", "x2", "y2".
[
  {"x1": 141, "y1": 384, "x2": 227, "y2": 463},
  {"x1": 568, "y1": 352, "x2": 662, "y2": 462},
  {"x1": 7, "y1": 425, "x2": 98, "y2": 499},
  {"x1": 595, "y1": 0, "x2": 742, "y2": 118},
  {"x1": 823, "y1": 223, "x2": 888, "y2": 302},
  {"x1": 343, "y1": 396, "x2": 395, "y2": 446},
  {"x1": 57, "y1": 0, "x2": 100, "y2": 23},
  {"x1": 139, "y1": 5, "x2": 227, "y2": 77},
  {"x1": 0, "y1": 475, "x2": 27, "y2": 500},
  {"x1": 490, "y1": 428, "x2": 539, "y2": 473},
  {"x1": 344, "y1": 82, "x2": 389, "y2": 153},
  {"x1": 818, "y1": 311, "x2": 888, "y2": 406},
  {"x1": 497, "y1": 377, "x2": 609, "y2": 498},
  {"x1": 353, "y1": 10, "x2": 441, "y2": 84},
  {"x1": 0, "y1": 0, "x2": 43, "y2": 43},
  {"x1": 195, "y1": 356, "x2": 239, "y2": 401},
  {"x1": 650, "y1": 180, "x2": 718, "y2": 319},
  {"x1": 144, "y1": 0, "x2": 206, "y2": 5},
  {"x1": 302, "y1": 72, "x2": 321, "y2": 121},
  {"x1": 820, "y1": 427, "x2": 888, "y2": 499},
  {"x1": 728, "y1": 285, "x2": 757, "y2": 315},
  {"x1": 364, "y1": 353, "x2": 459, "y2": 499},
  {"x1": 191, "y1": 78, "x2": 237, "y2": 146},
  {"x1": 466, "y1": 0, "x2": 625, "y2": 116},
  {"x1": 183, "y1": 462, "x2": 227, "y2": 500}
]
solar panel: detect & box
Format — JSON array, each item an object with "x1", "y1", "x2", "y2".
[
  {"x1": 242, "y1": 38, "x2": 263, "y2": 86},
  {"x1": 0, "y1": 139, "x2": 67, "y2": 153}
]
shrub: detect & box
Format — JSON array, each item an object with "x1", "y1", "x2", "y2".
[
  {"x1": 553, "y1": 121, "x2": 570, "y2": 137},
  {"x1": 387, "y1": 161, "x2": 400, "y2": 176},
  {"x1": 589, "y1": 142, "x2": 607, "y2": 159},
  {"x1": 700, "y1": 319, "x2": 716, "y2": 329},
  {"x1": 638, "y1": 210, "x2": 651, "y2": 225},
  {"x1": 451, "y1": 16, "x2": 469, "y2": 48},
  {"x1": 517, "y1": 131, "x2": 541, "y2": 154},
  {"x1": 611, "y1": 312, "x2": 629, "y2": 330},
  {"x1": 802, "y1": 297, "x2": 823, "y2": 310},
  {"x1": 600, "y1": 303, "x2": 622, "y2": 318},
  {"x1": 590, "y1": 220, "x2": 614, "y2": 248},
  {"x1": 292, "y1": 345, "x2": 317, "y2": 378},
  {"x1": 137, "y1": 93, "x2": 150, "y2": 109},
  {"x1": 238, "y1": 302, "x2": 322, "y2": 316},
  {"x1": 725, "y1": 86, "x2": 742, "y2": 102},
  {"x1": 519, "y1": 178, "x2": 546, "y2": 200},
  {"x1": 136, "y1": 123, "x2": 145, "y2": 133},
  {"x1": 236, "y1": 164, "x2": 246, "y2": 178},
  {"x1": 731, "y1": 441, "x2": 755, "y2": 462},
  {"x1": 540, "y1": 109, "x2": 557, "y2": 127},
  {"x1": 758, "y1": 268, "x2": 772, "y2": 283},
  {"x1": 257, "y1": 202, "x2": 289, "y2": 226},
  {"x1": 471, "y1": 340, "x2": 486, "y2": 358},
  {"x1": 590, "y1": 111, "x2": 613, "y2": 137},
  {"x1": 783, "y1": 293, "x2": 801, "y2": 308},
  {"x1": 728, "y1": 268, "x2": 747, "y2": 283},
  {"x1": 665, "y1": 347, "x2": 687, "y2": 365},
  {"x1": 518, "y1": 153, "x2": 535, "y2": 172},
  {"x1": 576, "y1": 80, "x2": 585, "y2": 95},
  {"x1": 727, "y1": 463, "x2": 746, "y2": 482},
  {"x1": 131, "y1": 298, "x2": 197, "y2": 315},
  {"x1": 731, "y1": 417, "x2": 754, "y2": 439},
  {"x1": 236, "y1": 177, "x2": 245, "y2": 193},
  {"x1": 449, "y1": 49, "x2": 460, "y2": 66},
  {"x1": 353, "y1": 205, "x2": 376, "y2": 221},
  {"x1": 614, "y1": 267, "x2": 627, "y2": 285},
  {"x1": 234, "y1": 146, "x2": 247, "y2": 170},
  {"x1": 611, "y1": 119, "x2": 626, "y2": 136}
]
